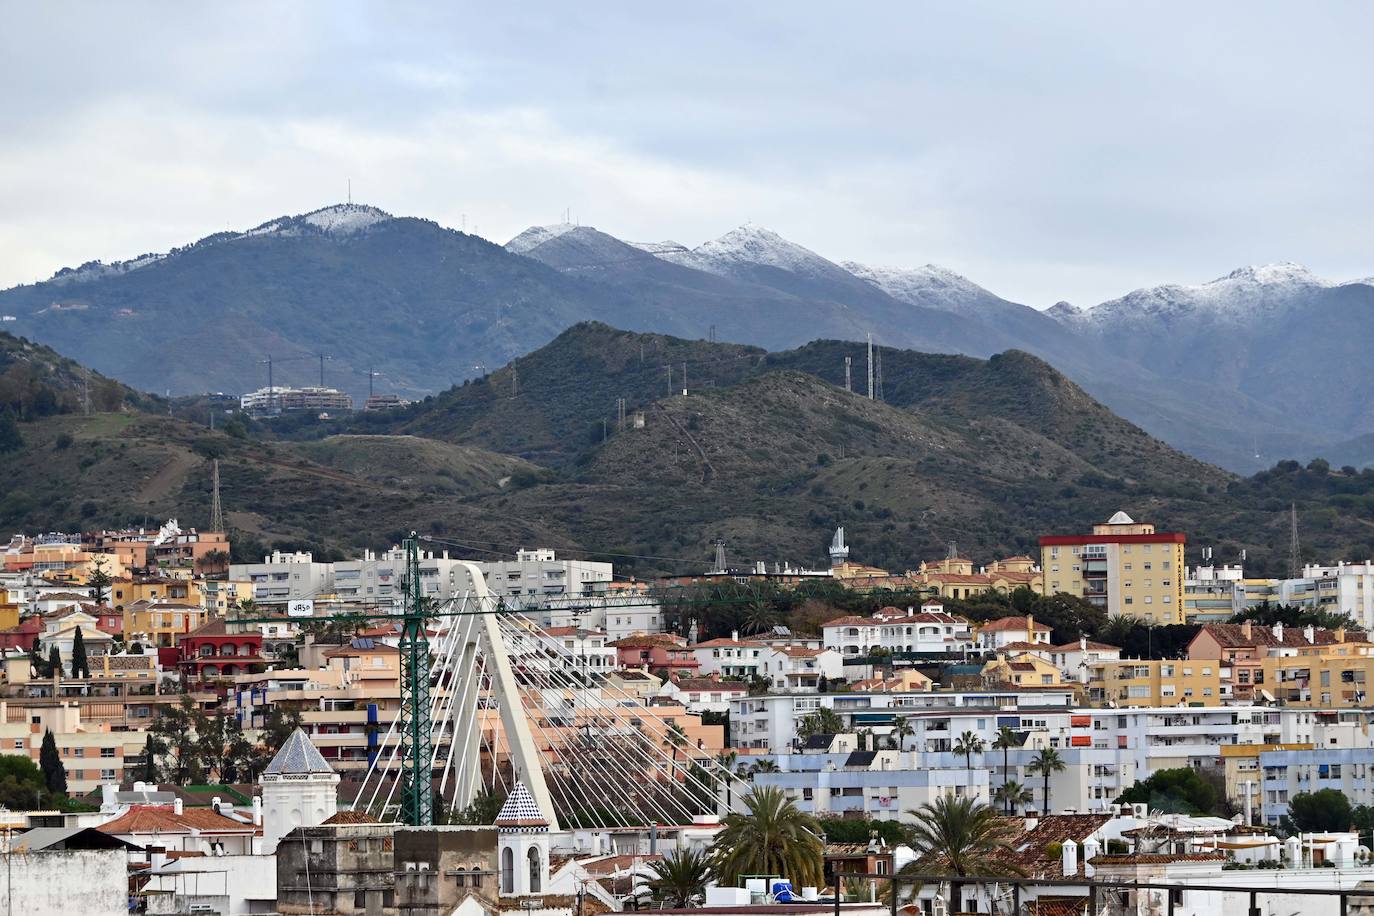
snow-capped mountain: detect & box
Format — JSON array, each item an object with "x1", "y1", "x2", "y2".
[
  {"x1": 506, "y1": 223, "x2": 578, "y2": 256},
  {"x1": 1061, "y1": 262, "x2": 1370, "y2": 327},
  {"x1": 684, "y1": 224, "x2": 856, "y2": 282},
  {"x1": 842, "y1": 261, "x2": 1006, "y2": 316}
]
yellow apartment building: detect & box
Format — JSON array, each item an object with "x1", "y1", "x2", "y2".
[
  {"x1": 1262, "y1": 642, "x2": 1374, "y2": 707},
  {"x1": 112, "y1": 576, "x2": 204, "y2": 610},
  {"x1": 981, "y1": 652, "x2": 1065, "y2": 688},
  {"x1": 122, "y1": 602, "x2": 209, "y2": 648},
  {"x1": 1086, "y1": 658, "x2": 1224, "y2": 707},
  {"x1": 1040, "y1": 511, "x2": 1186, "y2": 622}
]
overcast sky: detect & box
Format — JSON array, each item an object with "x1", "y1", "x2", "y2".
[{"x1": 3, "y1": 2, "x2": 1372, "y2": 306}]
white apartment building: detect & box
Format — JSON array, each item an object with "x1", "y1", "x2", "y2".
[
  {"x1": 821, "y1": 608, "x2": 975, "y2": 658},
  {"x1": 693, "y1": 634, "x2": 768, "y2": 678},
  {"x1": 476, "y1": 549, "x2": 613, "y2": 605},
  {"x1": 230, "y1": 551, "x2": 334, "y2": 606},
  {"x1": 752, "y1": 750, "x2": 990, "y2": 820},
  {"x1": 760, "y1": 646, "x2": 844, "y2": 692},
  {"x1": 1260, "y1": 745, "x2": 1374, "y2": 825},
  {"x1": 1277, "y1": 562, "x2": 1374, "y2": 630},
  {"x1": 535, "y1": 591, "x2": 665, "y2": 641}
]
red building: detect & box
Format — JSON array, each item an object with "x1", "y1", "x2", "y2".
[
  {"x1": 177, "y1": 618, "x2": 265, "y2": 684},
  {"x1": 0, "y1": 616, "x2": 43, "y2": 651},
  {"x1": 609, "y1": 634, "x2": 699, "y2": 676}
]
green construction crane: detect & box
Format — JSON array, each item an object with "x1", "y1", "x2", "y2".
[{"x1": 397, "y1": 533, "x2": 433, "y2": 826}]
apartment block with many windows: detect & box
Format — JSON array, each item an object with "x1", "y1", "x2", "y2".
[{"x1": 1040, "y1": 511, "x2": 1186, "y2": 622}]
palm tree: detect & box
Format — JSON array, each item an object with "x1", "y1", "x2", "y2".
[
  {"x1": 991, "y1": 726, "x2": 1019, "y2": 813},
  {"x1": 710, "y1": 786, "x2": 823, "y2": 887},
  {"x1": 797, "y1": 707, "x2": 844, "y2": 740},
  {"x1": 664, "y1": 721, "x2": 688, "y2": 768},
  {"x1": 646, "y1": 847, "x2": 713, "y2": 908},
  {"x1": 1027, "y1": 747, "x2": 1066, "y2": 815},
  {"x1": 748, "y1": 758, "x2": 781, "y2": 777},
  {"x1": 854, "y1": 727, "x2": 873, "y2": 752},
  {"x1": 905, "y1": 795, "x2": 1025, "y2": 910},
  {"x1": 890, "y1": 716, "x2": 915, "y2": 751},
  {"x1": 717, "y1": 751, "x2": 740, "y2": 810},
  {"x1": 953, "y1": 730, "x2": 985, "y2": 775},
  {"x1": 992, "y1": 780, "x2": 1034, "y2": 815}
]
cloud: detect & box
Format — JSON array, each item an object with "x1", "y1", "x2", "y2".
[{"x1": 2, "y1": 1, "x2": 1373, "y2": 306}]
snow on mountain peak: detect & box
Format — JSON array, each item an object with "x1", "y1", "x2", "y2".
[
  {"x1": 689, "y1": 224, "x2": 847, "y2": 280},
  {"x1": 505, "y1": 223, "x2": 577, "y2": 255},
  {"x1": 1084, "y1": 261, "x2": 1335, "y2": 324},
  {"x1": 299, "y1": 203, "x2": 392, "y2": 235}
]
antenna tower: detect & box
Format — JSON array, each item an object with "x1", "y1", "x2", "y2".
[
  {"x1": 844, "y1": 356, "x2": 852, "y2": 392},
  {"x1": 210, "y1": 459, "x2": 225, "y2": 532},
  {"x1": 866, "y1": 334, "x2": 874, "y2": 400},
  {"x1": 874, "y1": 346, "x2": 884, "y2": 402},
  {"x1": 1289, "y1": 503, "x2": 1301, "y2": 579},
  {"x1": 713, "y1": 539, "x2": 727, "y2": 574}
]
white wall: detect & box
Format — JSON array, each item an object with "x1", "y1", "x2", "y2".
[{"x1": 0, "y1": 850, "x2": 128, "y2": 916}]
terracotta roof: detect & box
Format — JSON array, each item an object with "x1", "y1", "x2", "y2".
[
  {"x1": 184, "y1": 617, "x2": 231, "y2": 637},
  {"x1": 1002, "y1": 641, "x2": 1050, "y2": 651},
  {"x1": 692, "y1": 637, "x2": 765, "y2": 648},
  {"x1": 1006, "y1": 814, "x2": 1111, "y2": 875},
  {"x1": 773, "y1": 646, "x2": 825, "y2": 657},
  {"x1": 1195, "y1": 623, "x2": 1355, "y2": 649},
  {"x1": 97, "y1": 805, "x2": 256, "y2": 836},
  {"x1": 980, "y1": 617, "x2": 1051, "y2": 632},
  {"x1": 821, "y1": 616, "x2": 874, "y2": 628},
  {"x1": 610, "y1": 634, "x2": 685, "y2": 648},
  {"x1": 579, "y1": 853, "x2": 663, "y2": 876},
  {"x1": 1054, "y1": 641, "x2": 1121, "y2": 651},
  {"x1": 323, "y1": 642, "x2": 399, "y2": 658},
  {"x1": 321, "y1": 810, "x2": 381, "y2": 825},
  {"x1": 1028, "y1": 897, "x2": 1090, "y2": 916}
]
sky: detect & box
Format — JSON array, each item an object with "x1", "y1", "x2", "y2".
[{"x1": 2, "y1": 1, "x2": 1373, "y2": 307}]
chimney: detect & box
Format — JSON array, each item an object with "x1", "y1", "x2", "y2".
[
  {"x1": 1304, "y1": 626, "x2": 1315, "y2": 644},
  {"x1": 1062, "y1": 839, "x2": 1079, "y2": 877},
  {"x1": 1273, "y1": 622, "x2": 1284, "y2": 641},
  {"x1": 1337, "y1": 628, "x2": 1347, "y2": 644},
  {"x1": 211, "y1": 796, "x2": 221, "y2": 814},
  {"x1": 1026, "y1": 615, "x2": 1035, "y2": 640},
  {"x1": 252, "y1": 796, "x2": 263, "y2": 826},
  {"x1": 731, "y1": 630, "x2": 739, "y2": 642},
  {"x1": 173, "y1": 797, "x2": 183, "y2": 816},
  {"x1": 101, "y1": 783, "x2": 117, "y2": 812},
  {"x1": 1241, "y1": 620, "x2": 1253, "y2": 641},
  {"x1": 1082, "y1": 838, "x2": 1100, "y2": 877},
  {"x1": 148, "y1": 844, "x2": 168, "y2": 871}
]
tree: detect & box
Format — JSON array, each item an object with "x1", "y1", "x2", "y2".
[
  {"x1": 137, "y1": 732, "x2": 165, "y2": 784},
  {"x1": 991, "y1": 726, "x2": 1020, "y2": 813},
  {"x1": 646, "y1": 847, "x2": 713, "y2": 908},
  {"x1": 154, "y1": 696, "x2": 207, "y2": 784},
  {"x1": 71, "y1": 628, "x2": 90, "y2": 679},
  {"x1": 1027, "y1": 748, "x2": 1065, "y2": 815},
  {"x1": 47, "y1": 645, "x2": 61, "y2": 679},
  {"x1": 0, "y1": 411, "x2": 21, "y2": 454},
  {"x1": 1116, "y1": 767, "x2": 1222, "y2": 816},
  {"x1": 38, "y1": 730, "x2": 66, "y2": 795},
  {"x1": 710, "y1": 786, "x2": 822, "y2": 887},
  {"x1": 797, "y1": 707, "x2": 844, "y2": 740},
  {"x1": 0, "y1": 754, "x2": 47, "y2": 810},
  {"x1": 1284, "y1": 789, "x2": 1352, "y2": 834},
  {"x1": 748, "y1": 759, "x2": 780, "y2": 777},
  {"x1": 953, "y1": 731, "x2": 985, "y2": 775},
  {"x1": 454, "y1": 786, "x2": 507, "y2": 825},
  {"x1": 199, "y1": 714, "x2": 254, "y2": 783},
  {"x1": 87, "y1": 557, "x2": 112, "y2": 606},
  {"x1": 905, "y1": 795, "x2": 1024, "y2": 910},
  {"x1": 664, "y1": 721, "x2": 688, "y2": 767},
  {"x1": 717, "y1": 751, "x2": 740, "y2": 810},
  {"x1": 993, "y1": 780, "x2": 1034, "y2": 815},
  {"x1": 890, "y1": 716, "x2": 915, "y2": 751}
]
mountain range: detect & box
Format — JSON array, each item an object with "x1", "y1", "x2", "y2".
[
  {"x1": 9, "y1": 322, "x2": 1374, "y2": 578},
  {"x1": 3, "y1": 203, "x2": 1372, "y2": 472}
]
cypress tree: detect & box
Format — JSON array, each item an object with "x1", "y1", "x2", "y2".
[
  {"x1": 72, "y1": 628, "x2": 89, "y2": 678},
  {"x1": 38, "y1": 730, "x2": 66, "y2": 796},
  {"x1": 47, "y1": 645, "x2": 61, "y2": 678}
]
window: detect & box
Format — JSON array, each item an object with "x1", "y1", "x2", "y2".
[
  {"x1": 501, "y1": 847, "x2": 514, "y2": 894},
  {"x1": 471, "y1": 868, "x2": 482, "y2": 888},
  {"x1": 527, "y1": 848, "x2": 542, "y2": 893},
  {"x1": 101, "y1": 747, "x2": 115, "y2": 758}
]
